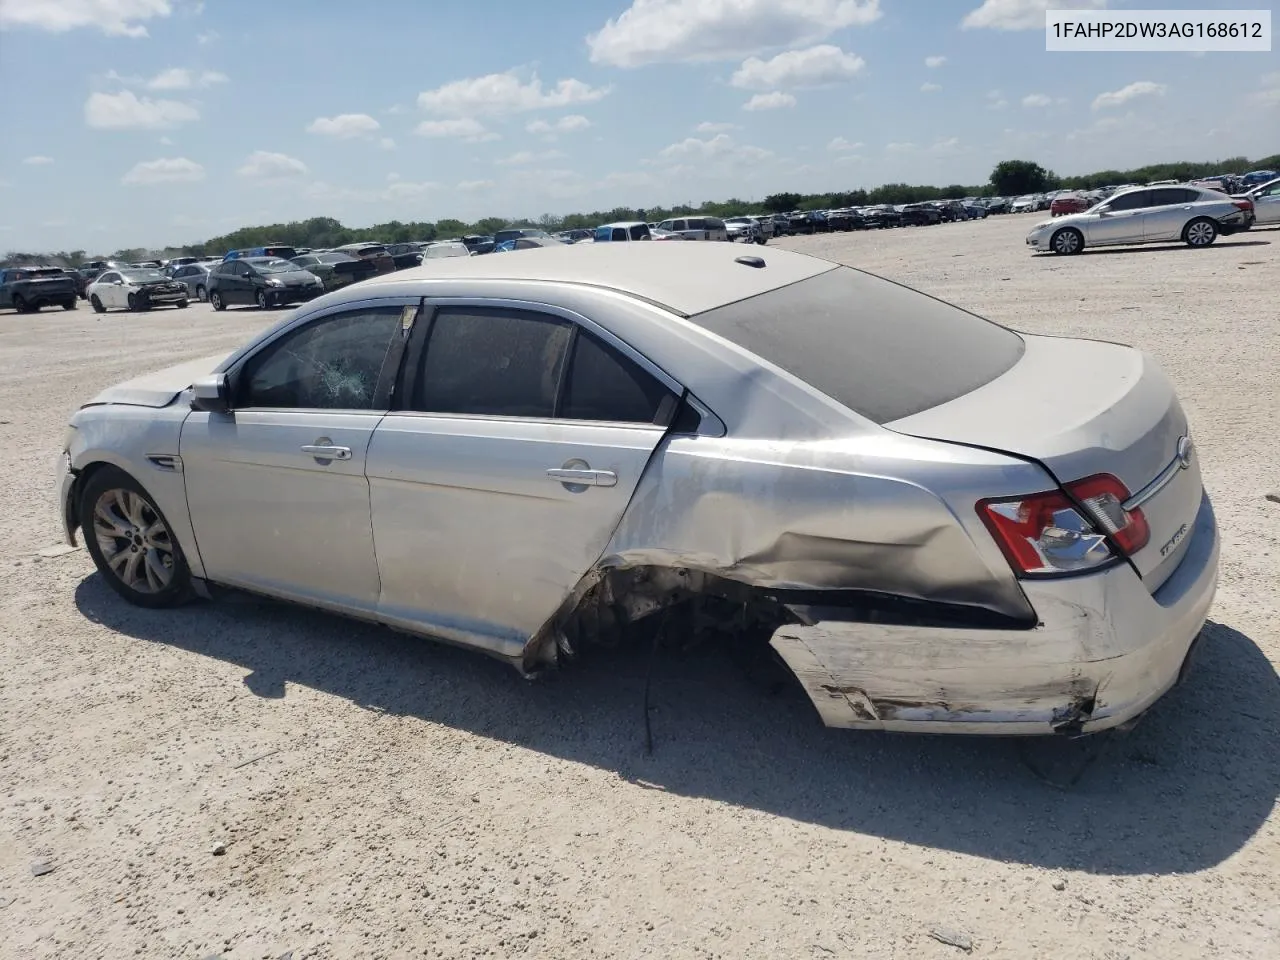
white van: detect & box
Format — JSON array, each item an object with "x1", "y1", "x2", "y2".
[
  {"x1": 593, "y1": 221, "x2": 653, "y2": 242},
  {"x1": 654, "y1": 216, "x2": 729, "y2": 241}
]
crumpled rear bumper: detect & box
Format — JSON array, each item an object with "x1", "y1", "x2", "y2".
[{"x1": 770, "y1": 492, "x2": 1219, "y2": 736}]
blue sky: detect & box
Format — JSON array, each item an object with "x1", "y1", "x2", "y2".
[{"x1": 0, "y1": 0, "x2": 1276, "y2": 252}]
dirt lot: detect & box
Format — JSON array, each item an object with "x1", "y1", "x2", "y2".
[{"x1": 2, "y1": 216, "x2": 1277, "y2": 959}]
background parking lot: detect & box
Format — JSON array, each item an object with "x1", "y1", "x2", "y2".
[{"x1": 2, "y1": 214, "x2": 1277, "y2": 958}]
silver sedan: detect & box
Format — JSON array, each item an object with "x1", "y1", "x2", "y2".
[
  {"x1": 58, "y1": 244, "x2": 1218, "y2": 736},
  {"x1": 1026, "y1": 184, "x2": 1253, "y2": 254}
]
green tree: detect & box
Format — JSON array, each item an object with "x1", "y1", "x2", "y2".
[
  {"x1": 763, "y1": 192, "x2": 803, "y2": 212},
  {"x1": 990, "y1": 160, "x2": 1057, "y2": 195}
]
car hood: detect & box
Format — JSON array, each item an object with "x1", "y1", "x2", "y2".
[{"x1": 84, "y1": 352, "x2": 230, "y2": 409}]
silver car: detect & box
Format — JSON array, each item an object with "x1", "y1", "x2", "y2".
[
  {"x1": 169, "y1": 262, "x2": 212, "y2": 302},
  {"x1": 1026, "y1": 184, "x2": 1253, "y2": 254},
  {"x1": 1235, "y1": 176, "x2": 1280, "y2": 226},
  {"x1": 58, "y1": 244, "x2": 1218, "y2": 736}
]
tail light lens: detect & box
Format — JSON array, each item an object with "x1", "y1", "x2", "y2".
[
  {"x1": 1232, "y1": 199, "x2": 1254, "y2": 212},
  {"x1": 978, "y1": 474, "x2": 1148, "y2": 577}
]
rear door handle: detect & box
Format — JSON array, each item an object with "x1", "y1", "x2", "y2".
[
  {"x1": 546, "y1": 468, "x2": 617, "y2": 488},
  {"x1": 301, "y1": 444, "x2": 351, "y2": 461}
]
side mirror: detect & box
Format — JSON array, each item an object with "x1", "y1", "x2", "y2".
[{"x1": 191, "y1": 373, "x2": 231, "y2": 414}]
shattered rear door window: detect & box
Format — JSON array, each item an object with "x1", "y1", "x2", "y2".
[{"x1": 239, "y1": 306, "x2": 403, "y2": 410}]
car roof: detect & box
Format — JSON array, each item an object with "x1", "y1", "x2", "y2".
[
  {"x1": 598, "y1": 221, "x2": 647, "y2": 228},
  {"x1": 359, "y1": 241, "x2": 837, "y2": 316}
]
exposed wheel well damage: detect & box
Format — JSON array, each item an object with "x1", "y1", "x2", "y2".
[{"x1": 522, "y1": 563, "x2": 1036, "y2": 677}]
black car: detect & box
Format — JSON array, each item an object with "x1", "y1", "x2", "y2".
[
  {"x1": 0, "y1": 265, "x2": 78, "y2": 312},
  {"x1": 290, "y1": 251, "x2": 378, "y2": 291},
  {"x1": 459, "y1": 235, "x2": 495, "y2": 255},
  {"x1": 786, "y1": 211, "x2": 829, "y2": 234},
  {"x1": 899, "y1": 203, "x2": 942, "y2": 226},
  {"x1": 206, "y1": 257, "x2": 324, "y2": 311},
  {"x1": 860, "y1": 205, "x2": 901, "y2": 228},
  {"x1": 384, "y1": 242, "x2": 426, "y2": 270},
  {"x1": 823, "y1": 209, "x2": 866, "y2": 231}
]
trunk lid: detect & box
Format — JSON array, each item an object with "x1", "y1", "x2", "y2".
[{"x1": 886, "y1": 334, "x2": 1203, "y2": 590}]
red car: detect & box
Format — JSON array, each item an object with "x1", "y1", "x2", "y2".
[{"x1": 1050, "y1": 194, "x2": 1090, "y2": 216}]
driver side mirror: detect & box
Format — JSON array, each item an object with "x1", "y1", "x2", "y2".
[{"x1": 191, "y1": 373, "x2": 231, "y2": 414}]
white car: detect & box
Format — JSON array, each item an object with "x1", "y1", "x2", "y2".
[
  {"x1": 1010, "y1": 195, "x2": 1038, "y2": 214},
  {"x1": 87, "y1": 267, "x2": 190, "y2": 313},
  {"x1": 1235, "y1": 176, "x2": 1280, "y2": 226},
  {"x1": 1026, "y1": 185, "x2": 1253, "y2": 255}
]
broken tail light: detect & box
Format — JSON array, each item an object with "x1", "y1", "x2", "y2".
[
  {"x1": 978, "y1": 474, "x2": 1148, "y2": 577},
  {"x1": 1232, "y1": 199, "x2": 1254, "y2": 213}
]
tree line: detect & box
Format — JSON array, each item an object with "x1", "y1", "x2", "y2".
[{"x1": 5, "y1": 152, "x2": 1276, "y2": 268}]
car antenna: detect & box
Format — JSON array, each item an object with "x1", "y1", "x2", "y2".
[{"x1": 734, "y1": 255, "x2": 766, "y2": 268}]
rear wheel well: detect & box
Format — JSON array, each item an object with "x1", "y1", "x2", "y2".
[{"x1": 527, "y1": 565, "x2": 1033, "y2": 673}]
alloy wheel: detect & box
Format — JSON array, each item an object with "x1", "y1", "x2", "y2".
[
  {"x1": 92, "y1": 488, "x2": 176, "y2": 594},
  {"x1": 1186, "y1": 221, "x2": 1216, "y2": 246}
]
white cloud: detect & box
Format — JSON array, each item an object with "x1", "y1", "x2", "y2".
[
  {"x1": 827, "y1": 137, "x2": 863, "y2": 152},
  {"x1": 417, "y1": 72, "x2": 610, "y2": 115},
  {"x1": 458, "y1": 179, "x2": 494, "y2": 192},
  {"x1": 379, "y1": 137, "x2": 396, "y2": 150},
  {"x1": 414, "y1": 117, "x2": 500, "y2": 142},
  {"x1": 962, "y1": 0, "x2": 1106, "y2": 30},
  {"x1": 147, "y1": 67, "x2": 191, "y2": 90},
  {"x1": 525, "y1": 114, "x2": 592, "y2": 135},
  {"x1": 496, "y1": 149, "x2": 566, "y2": 166},
  {"x1": 656, "y1": 133, "x2": 770, "y2": 164},
  {"x1": 1022, "y1": 93, "x2": 1052, "y2": 107},
  {"x1": 1092, "y1": 80, "x2": 1166, "y2": 110},
  {"x1": 306, "y1": 113, "x2": 381, "y2": 138},
  {"x1": 196, "y1": 29, "x2": 217, "y2": 44},
  {"x1": 22, "y1": 155, "x2": 54, "y2": 165},
  {"x1": 587, "y1": 0, "x2": 881, "y2": 67},
  {"x1": 885, "y1": 141, "x2": 916, "y2": 153},
  {"x1": 742, "y1": 91, "x2": 796, "y2": 111},
  {"x1": 925, "y1": 55, "x2": 946, "y2": 68},
  {"x1": 84, "y1": 90, "x2": 199, "y2": 129},
  {"x1": 986, "y1": 89, "x2": 1009, "y2": 110},
  {"x1": 0, "y1": 0, "x2": 173, "y2": 37},
  {"x1": 121, "y1": 156, "x2": 205, "y2": 184},
  {"x1": 920, "y1": 82, "x2": 941, "y2": 93},
  {"x1": 383, "y1": 180, "x2": 437, "y2": 200},
  {"x1": 237, "y1": 150, "x2": 308, "y2": 180},
  {"x1": 730, "y1": 44, "x2": 864, "y2": 90},
  {"x1": 695, "y1": 120, "x2": 736, "y2": 133},
  {"x1": 158, "y1": 135, "x2": 173, "y2": 145}
]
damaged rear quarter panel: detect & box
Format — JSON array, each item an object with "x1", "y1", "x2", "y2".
[{"x1": 600, "y1": 431, "x2": 1048, "y2": 620}]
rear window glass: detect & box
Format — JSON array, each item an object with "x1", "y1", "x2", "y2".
[{"x1": 687, "y1": 266, "x2": 1025, "y2": 424}]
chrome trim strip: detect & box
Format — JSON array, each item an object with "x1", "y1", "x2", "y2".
[{"x1": 1123, "y1": 438, "x2": 1192, "y2": 512}]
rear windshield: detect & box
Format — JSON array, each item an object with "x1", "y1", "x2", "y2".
[{"x1": 687, "y1": 266, "x2": 1025, "y2": 424}]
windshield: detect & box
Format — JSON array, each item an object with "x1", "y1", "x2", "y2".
[
  {"x1": 252, "y1": 259, "x2": 302, "y2": 274},
  {"x1": 121, "y1": 269, "x2": 166, "y2": 282},
  {"x1": 317, "y1": 253, "x2": 356, "y2": 263},
  {"x1": 687, "y1": 266, "x2": 1025, "y2": 424}
]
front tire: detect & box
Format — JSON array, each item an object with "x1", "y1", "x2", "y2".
[
  {"x1": 90, "y1": 295, "x2": 106, "y2": 314},
  {"x1": 255, "y1": 290, "x2": 269, "y2": 310},
  {"x1": 80, "y1": 466, "x2": 192, "y2": 608},
  {"x1": 196, "y1": 284, "x2": 207, "y2": 302},
  {"x1": 209, "y1": 290, "x2": 226, "y2": 311},
  {"x1": 62, "y1": 299, "x2": 77, "y2": 311},
  {"x1": 1050, "y1": 227, "x2": 1084, "y2": 255},
  {"x1": 1183, "y1": 217, "x2": 1218, "y2": 248},
  {"x1": 176, "y1": 300, "x2": 189, "y2": 309},
  {"x1": 13, "y1": 294, "x2": 30, "y2": 313}
]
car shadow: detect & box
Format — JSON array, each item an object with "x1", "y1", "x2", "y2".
[
  {"x1": 1034, "y1": 239, "x2": 1270, "y2": 257},
  {"x1": 74, "y1": 575, "x2": 1278, "y2": 876}
]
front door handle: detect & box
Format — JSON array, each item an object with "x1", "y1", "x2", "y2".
[
  {"x1": 546, "y1": 467, "x2": 617, "y2": 488},
  {"x1": 301, "y1": 443, "x2": 351, "y2": 461}
]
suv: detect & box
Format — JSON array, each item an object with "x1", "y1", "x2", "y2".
[
  {"x1": 0, "y1": 265, "x2": 78, "y2": 312},
  {"x1": 206, "y1": 257, "x2": 324, "y2": 311},
  {"x1": 654, "y1": 216, "x2": 729, "y2": 241}
]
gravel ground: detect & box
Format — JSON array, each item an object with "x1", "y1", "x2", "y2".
[{"x1": 2, "y1": 216, "x2": 1277, "y2": 959}]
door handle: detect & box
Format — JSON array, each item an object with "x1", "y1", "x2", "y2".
[
  {"x1": 546, "y1": 467, "x2": 617, "y2": 488},
  {"x1": 301, "y1": 443, "x2": 351, "y2": 461}
]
